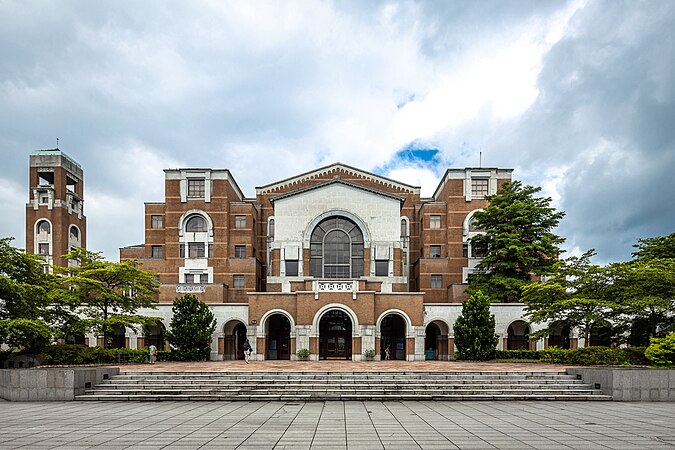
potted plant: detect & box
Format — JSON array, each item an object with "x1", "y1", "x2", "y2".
[
  {"x1": 296, "y1": 348, "x2": 310, "y2": 360},
  {"x1": 364, "y1": 349, "x2": 376, "y2": 361}
]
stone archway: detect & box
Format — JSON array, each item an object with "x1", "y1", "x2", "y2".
[
  {"x1": 265, "y1": 313, "x2": 291, "y2": 360},
  {"x1": 318, "y1": 309, "x2": 353, "y2": 360},
  {"x1": 424, "y1": 320, "x2": 450, "y2": 360},
  {"x1": 144, "y1": 322, "x2": 167, "y2": 351},
  {"x1": 507, "y1": 320, "x2": 531, "y2": 350},
  {"x1": 379, "y1": 313, "x2": 407, "y2": 360},
  {"x1": 222, "y1": 320, "x2": 247, "y2": 360},
  {"x1": 548, "y1": 321, "x2": 571, "y2": 349}
]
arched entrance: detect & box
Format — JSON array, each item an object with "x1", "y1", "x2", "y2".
[
  {"x1": 589, "y1": 321, "x2": 612, "y2": 347},
  {"x1": 109, "y1": 325, "x2": 126, "y2": 349},
  {"x1": 319, "y1": 310, "x2": 352, "y2": 360},
  {"x1": 144, "y1": 323, "x2": 167, "y2": 351},
  {"x1": 266, "y1": 314, "x2": 291, "y2": 360},
  {"x1": 507, "y1": 320, "x2": 530, "y2": 350},
  {"x1": 223, "y1": 320, "x2": 247, "y2": 360},
  {"x1": 424, "y1": 320, "x2": 449, "y2": 360},
  {"x1": 380, "y1": 314, "x2": 406, "y2": 360},
  {"x1": 548, "y1": 321, "x2": 571, "y2": 349}
]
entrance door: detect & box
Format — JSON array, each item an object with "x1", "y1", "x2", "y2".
[
  {"x1": 267, "y1": 314, "x2": 291, "y2": 360},
  {"x1": 319, "y1": 310, "x2": 352, "y2": 359},
  {"x1": 380, "y1": 314, "x2": 406, "y2": 360}
]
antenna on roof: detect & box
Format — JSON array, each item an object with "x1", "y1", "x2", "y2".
[
  {"x1": 479, "y1": 151, "x2": 482, "y2": 168},
  {"x1": 56, "y1": 137, "x2": 59, "y2": 149}
]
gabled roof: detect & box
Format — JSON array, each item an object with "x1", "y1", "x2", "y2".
[
  {"x1": 256, "y1": 162, "x2": 420, "y2": 196},
  {"x1": 269, "y1": 177, "x2": 405, "y2": 204}
]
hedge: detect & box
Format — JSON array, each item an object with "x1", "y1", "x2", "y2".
[
  {"x1": 493, "y1": 350, "x2": 543, "y2": 360},
  {"x1": 540, "y1": 346, "x2": 648, "y2": 366},
  {"x1": 36, "y1": 345, "x2": 207, "y2": 365}
]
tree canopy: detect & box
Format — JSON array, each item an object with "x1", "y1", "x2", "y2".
[
  {"x1": 632, "y1": 232, "x2": 675, "y2": 260},
  {"x1": 56, "y1": 247, "x2": 159, "y2": 348},
  {"x1": 468, "y1": 180, "x2": 565, "y2": 302},
  {"x1": 167, "y1": 294, "x2": 216, "y2": 360}
]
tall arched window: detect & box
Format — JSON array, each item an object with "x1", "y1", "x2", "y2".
[
  {"x1": 310, "y1": 216, "x2": 364, "y2": 278},
  {"x1": 37, "y1": 220, "x2": 50, "y2": 234}
]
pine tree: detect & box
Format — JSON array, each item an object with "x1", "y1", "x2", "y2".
[
  {"x1": 167, "y1": 294, "x2": 216, "y2": 360},
  {"x1": 454, "y1": 291, "x2": 498, "y2": 360}
]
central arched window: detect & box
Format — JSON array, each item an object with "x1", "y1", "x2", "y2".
[
  {"x1": 310, "y1": 216, "x2": 364, "y2": 278},
  {"x1": 185, "y1": 215, "x2": 207, "y2": 232}
]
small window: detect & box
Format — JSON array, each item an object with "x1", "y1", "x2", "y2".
[
  {"x1": 233, "y1": 275, "x2": 245, "y2": 288},
  {"x1": 185, "y1": 215, "x2": 207, "y2": 232},
  {"x1": 431, "y1": 274, "x2": 443, "y2": 289},
  {"x1": 268, "y1": 219, "x2": 275, "y2": 239},
  {"x1": 179, "y1": 243, "x2": 185, "y2": 258},
  {"x1": 234, "y1": 245, "x2": 246, "y2": 258},
  {"x1": 151, "y1": 215, "x2": 163, "y2": 229},
  {"x1": 69, "y1": 226, "x2": 79, "y2": 240},
  {"x1": 199, "y1": 273, "x2": 208, "y2": 284},
  {"x1": 39, "y1": 195, "x2": 49, "y2": 204},
  {"x1": 208, "y1": 244, "x2": 214, "y2": 258},
  {"x1": 37, "y1": 220, "x2": 50, "y2": 234},
  {"x1": 471, "y1": 178, "x2": 489, "y2": 198},
  {"x1": 402, "y1": 251, "x2": 407, "y2": 266},
  {"x1": 468, "y1": 215, "x2": 483, "y2": 232},
  {"x1": 462, "y1": 243, "x2": 469, "y2": 258},
  {"x1": 188, "y1": 242, "x2": 205, "y2": 258},
  {"x1": 430, "y1": 215, "x2": 441, "y2": 229},
  {"x1": 185, "y1": 274, "x2": 196, "y2": 284},
  {"x1": 187, "y1": 178, "x2": 205, "y2": 198},
  {"x1": 400, "y1": 219, "x2": 408, "y2": 237},
  {"x1": 472, "y1": 240, "x2": 488, "y2": 258},
  {"x1": 375, "y1": 260, "x2": 388, "y2": 277},
  {"x1": 38, "y1": 243, "x2": 50, "y2": 256},
  {"x1": 151, "y1": 246, "x2": 163, "y2": 258},
  {"x1": 285, "y1": 260, "x2": 299, "y2": 277},
  {"x1": 235, "y1": 215, "x2": 246, "y2": 229},
  {"x1": 429, "y1": 245, "x2": 441, "y2": 258}
]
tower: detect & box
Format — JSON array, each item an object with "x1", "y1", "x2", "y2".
[{"x1": 25, "y1": 148, "x2": 86, "y2": 269}]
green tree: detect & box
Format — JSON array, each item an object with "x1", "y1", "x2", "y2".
[
  {"x1": 167, "y1": 294, "x2": 216, "y2": 360},
  {"x1": 632, "y1": 232, "x2": 675, "y2": 260},
  {"x1": 645, "y1": 333, "x2": 675, "y2": 368},
  {"x1": 454, "y1": 291, "x2": 499, "y2": 360},
  {"x1": 0, "y1": 237, "x2": 57, "y2": 351},
  {"x1": 56, "y1": 248, "x2": 159, "y2": 348},
  {"x1": 521, "y1": 250, "x2": 617, "y2": 346},
  {"x1": 468, "y1": 181, "x2": 565, "y2": 302}
]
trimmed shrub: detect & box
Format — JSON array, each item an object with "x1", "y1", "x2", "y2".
[
  {"x1": 494, "y1": 350, "x2": 543, "y2": 360},
  {"x1": 645, "y1": 333, "x2": 675, "y2": 368},
  {"x1": 540, "y1": 346, "x2": 648, "y2": 366}
]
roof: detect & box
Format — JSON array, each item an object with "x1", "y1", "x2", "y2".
[{"x1": 269, "y1": 177, "x2": 406, "y2": 203}]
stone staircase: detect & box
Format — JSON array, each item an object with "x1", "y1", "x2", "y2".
[{"x1": 76, "y1": 371, "x2": 612, "y2": 401}]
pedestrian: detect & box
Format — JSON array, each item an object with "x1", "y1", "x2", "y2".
[
  {"x1": 243, "y1": 339, "x2": 252, "y2": 364},
  {"x1": 384, "y1": 345, "x2": 391, "y2": 360},
  {"x1": 148, "y1": 344, "x2": 157, "y2": 364}
]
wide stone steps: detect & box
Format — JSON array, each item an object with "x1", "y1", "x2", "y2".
[{"x1": 76, "y1": 371, "x2": 612, "y2": 401}]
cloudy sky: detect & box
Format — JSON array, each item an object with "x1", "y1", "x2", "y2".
[{"x1": 1, "y1": 0, "x2": 673, "y2": 263}]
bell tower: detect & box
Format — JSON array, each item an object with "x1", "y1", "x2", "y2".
[{"x1": 25, "y1": 148, "x2": 86, "y2": 269}]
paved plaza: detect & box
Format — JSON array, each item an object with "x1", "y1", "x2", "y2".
[{"x1": 1, "y1": 400, "x2": 674, "y2": 449}]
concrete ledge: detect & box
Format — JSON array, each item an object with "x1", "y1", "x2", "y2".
[
  {"x1": 568, "y1": 367, "x2": 675, "y2": 401},
  {"x1": 0, "y1": 367, "x2": 120, "y2": 401}
]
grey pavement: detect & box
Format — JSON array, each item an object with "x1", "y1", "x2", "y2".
[{"x1": 1, "y1": 400, "x2": 674, "y2": 449}]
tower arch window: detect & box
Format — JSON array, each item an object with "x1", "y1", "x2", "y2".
[
  {"x1": 310, "y1": 216, "x2": 364, "y2": 279},
  {"x1": 37, "y1": 220, "x2": 51, "y2": 234},
  {"x1": 69, "y1": 225, "x2": 79, "y2": 240}
]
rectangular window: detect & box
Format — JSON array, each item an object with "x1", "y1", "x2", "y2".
[
  {"x1": 151, "y1": 245, "x2": 163, "y2": 258},
  {"x1": 151, "y1": 215, "x2": 163, "y2": 229},
  {"x1": 188, "y1": 242, "x2": 205, "y2": 258},
  {"x1": 235, "y1": 215, "x2": 246, "y2": 229},
  {"x1": 472, "y1": 178, "x2": 489, "y2": 198},
  {"x1": 187, "y1": 178, "x2": 205, "y2": 197},
  {"x1": 285, "y1": 260, "x2": 299, "y2": 277},
  {"x1": 233, "y1": 274, "x2": 245, "y2": 288},
  {"x1": 462, "y1": 243, "x2": 469, "y2": 258},
  {"x1": 38, "y1": 243, "x2": 50, "y2": 255},
  {"x1": 472, "y1": 241, "x2": 488, "y2": 258},
  {"x1": 208, "y1": 244, "x2": 214, "y2": 258},
  {"x1": 234, "y1": 245, "x2": 246, "y2": 258},
  {"x1": 430, "y1": 215, "x2": 441, "y2": 229},
  {"x1": 39, "y1": 195, "x2": 49, "y2": 204},
  {"x1": 185, "y1": 274, "x2": 196, "y2": 284},
  {"x1": 429, "y1": 245, "x2": 441, "y2": 258},
  {"x1": 375, "y1": 260, "x2": 388, "y2": 277},
  {"x1": 200, "y1": 273, "x2": 208, "y2": 284},
  {"x1": 179, "y1": 243, "x2": 185, "y2": 258},
  {"x1": 431, "y1": 274, "x2": 443, "y2": 289}
]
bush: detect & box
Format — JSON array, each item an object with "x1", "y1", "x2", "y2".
[
  {"x1": 296, "y1": 348, "x2": 310, "y2": 358},
  {"x1": 540, "y1": 346, "x2": 648, "y2": 366},
  {"x1": 38, "y1": 344, "x2": 154, "y2": 365},
  {"x1": 363, "y1": 349, "x2": 377, "y2": 359},
  {"x1": 494, "y1": 350, "x2": 543, "y2": 360},
  {"x1": 645, "y1": 333, "x2": 675, "y2": 368}
]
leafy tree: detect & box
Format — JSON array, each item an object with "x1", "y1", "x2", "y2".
[
  {"x1": 454, "y1": 291, "x2": 499, "y2": 360},
  {"x1": 0, "y1": 237, "x2": 57, "y2": 351},
  {"x1": 632, "y1": 232, "x2": 675, "y2": 260},
  {"x1": 645, "y1": 333, "x2": 675, "y2": 368},
  {"x1": 521, "y1": 250, "x2": 617, "y2": 346},
  {"x1": 468, "y1": 181, "x2": 565, "y2": 302},
  {"x1": 167, "y1": 294, "x2": 216, "y2": 360},
  {"x1": 56, "y1": 247, "x2": 159, "y2": 348}
]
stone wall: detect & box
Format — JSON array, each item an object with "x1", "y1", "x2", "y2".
[
  {"x1": 568, "y1": 368, "x2": 675, "y2": 401},
  {"x1": 0, "y1": 367, "x2": 119, "y2": 401}
]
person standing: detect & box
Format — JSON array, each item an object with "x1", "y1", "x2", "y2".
[
  {"x1": 243, "y1": 339, "x2": 252, "y2": 364},
  {"x1": 148, "y1": 344, "x2": 157, "y2": 364},
  {"x1": 384, "y1": 345, "x2": 391, "y2": 360}
]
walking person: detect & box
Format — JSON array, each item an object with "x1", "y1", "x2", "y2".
[
  {"x1": 148, "y1": 344, "x2": 157, "y2": 364},
  {"x1": 384, "y1": 345, "x2": 391, "y2": 360},
  {"x1": 243, "y1": 339, "x2": 252, "y2": 364}
]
